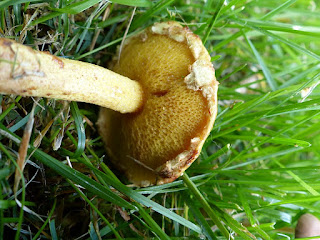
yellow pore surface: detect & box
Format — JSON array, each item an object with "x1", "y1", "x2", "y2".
[{"x1": 101, "y1": 31, "x2": 211, "y2": 185}]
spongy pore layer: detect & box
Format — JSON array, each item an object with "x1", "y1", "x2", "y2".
[{"x1": 98, "y1": 22, "x2": 217, "y2": 186}]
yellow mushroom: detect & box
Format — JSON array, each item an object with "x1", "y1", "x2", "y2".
[{"x1": 0, "y1": 22, "x2": 218, "y2": 186}]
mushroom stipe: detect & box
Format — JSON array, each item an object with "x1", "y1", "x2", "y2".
[{"x1": 0, "y1": 22, "x2": 218, "y2": 186}]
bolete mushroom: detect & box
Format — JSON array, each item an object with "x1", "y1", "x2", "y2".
[
  {"x1": 0, "y1": 22, "x2": 218, "y2": 186},
  {"x1": 295, "y1": 213, "x2": 320, "y2": 239}
]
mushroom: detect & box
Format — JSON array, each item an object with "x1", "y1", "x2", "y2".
[
  {"x1": 0, "y1": 22, "x2": 218, "y2": 186},
  {"x1": 295, "y1": 213, "x2": 320, "y2": 239}
]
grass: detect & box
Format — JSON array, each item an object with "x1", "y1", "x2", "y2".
[{"x1": 0, "y1": 0, "x2": 320, "y2": 239}]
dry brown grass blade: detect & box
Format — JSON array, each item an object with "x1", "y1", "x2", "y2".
[
  {"x1": 117, "y1": 7, "x2": 136, "y2": 63},
  {"x1": 89, "y1": 5, "x2": 111, "y2": 51},
  {"x1": 33, "y1": 118, "x2": 54, "y2": 148},
  {"x1": 115, "y1": 206, "x2": 145, "y2": 237},
  {"x1": 14, "y1": 102, "x2": 36, "y2": 194}
]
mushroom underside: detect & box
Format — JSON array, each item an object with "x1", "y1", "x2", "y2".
[{"x1": 98, "y1": 23, "x2": 218, "y2": 186}]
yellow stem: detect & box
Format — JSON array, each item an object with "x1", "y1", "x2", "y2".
[{"x1": 0, "y1": 38, "x2": 144, "y2": 113}]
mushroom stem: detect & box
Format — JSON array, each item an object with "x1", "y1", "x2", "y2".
[{"x1": 0, "y1": 38, "x2": 144, "y2": 113}]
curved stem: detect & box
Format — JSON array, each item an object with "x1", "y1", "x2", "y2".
[{"x1": 0, "y1": 38, "x2": 144, "y2": 113}]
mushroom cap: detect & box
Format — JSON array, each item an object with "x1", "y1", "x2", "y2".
[
  {"x1": 97, "y1": 22, "x2": 218, "y2": 186},
  {"x1": 295, "y1": 213, "x2": 320, "y2": 239}
]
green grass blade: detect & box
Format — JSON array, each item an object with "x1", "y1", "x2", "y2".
[
  {"x1": 131, "y1": 0, "x2": 175, "y2": 29},
  {"x1": 239, "y1": 19, "x2": 320, "y2": 37},
  {"x1": 135, "y1": 203, "x2": 171, "y2": 240},
  {"x1": 234, "y1": 18, "x2": 320, "y2": 61},
  {"x1": 243, "y1": 31, "x2": 278, "y2": 91},
  {"x1": 52, "y1": 0, "x2": 151, "y2": 14},
  {"x1": 68, "y1": 179, "x2": 122, "y2": 239},
  {"x1": 70, "y1": 102, "x2": 86, "y2": 158},
  {"x1": 0, "y1": 96, "x2": 21, "y2": 122},
  {"x1": 0, "y1": 167, "x2": 10, "y2": 181},
  {"x1": 30, "y1": 12, "x2": 61, "y2": 26},
  {"x1": 182, "y1": 173, "x2": 230, "y2": 239},
  {"x1": 49, "y1": 219, "x2": 58, "y2": 240},
  {"x1": 273, "y1": 159, "x2": 319, "y2": 196},
  {"x1": 183, "y1": 192, "x2": 218, "y2": 240},
  {"x1": 261, "y1": 0, "x2": 297, "y2": 20},
  {"x1": 238, "y1": 189, "x2": 271, "y2": 240},
  {"x1": 110, "y1": 0, "x2": 152, "y2": 7},
  {"x1": 202, "y1": 0, "x2": 224, "y2": 44},
  {"x1": 223, "y1": 135, "x2": 311, "y2": 147},
  {"x1": 51, "y1": 0, "x2": 108, "y2": 14},
  {"x1": 0, "y1": 0, "x2": 43, "y2": 9},
  {"x1": 224, "y1": 146, "x2": 304, "y2": 170}
]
